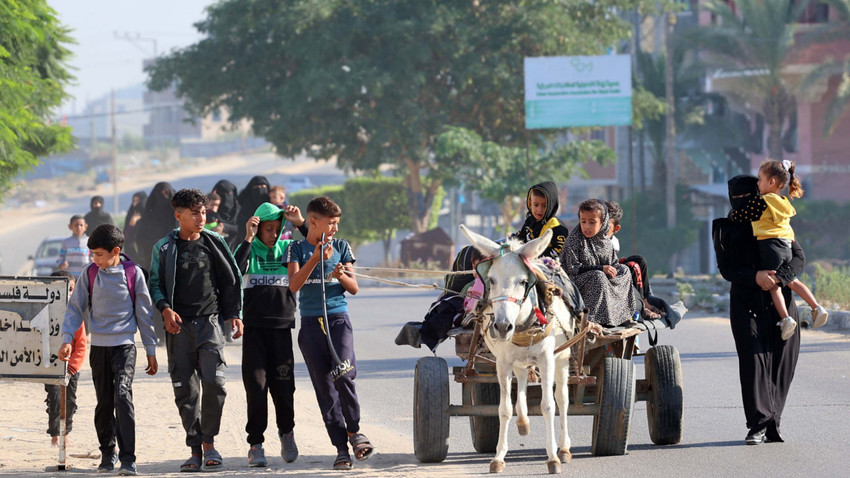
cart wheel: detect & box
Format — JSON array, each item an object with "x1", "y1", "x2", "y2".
[
  {"x1": 414, "y1": 356, "x2": 450, "y2": 463},
  {"x1": 466, "y1": 382, "x2": 500, "y2": 453},
  {"x1": 645, "y1": 345, "x2": 683, "y2": 445},
  {"x1": 591, "y1": 357, "x2": 635, "y2": 456}
]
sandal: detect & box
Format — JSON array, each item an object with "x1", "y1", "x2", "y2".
[
  {"x1": 180, "y1": 455, "x2": 202, "y2": 473},
  {"x1": 333, "y1": 450, "x2": 353, "y2": 470},
  {"x1": 348, "y1": 433, "x2": 374, "y2": 461},
  {"x1": 203, "y1": 448, "x2": 224, "y2": 470}
]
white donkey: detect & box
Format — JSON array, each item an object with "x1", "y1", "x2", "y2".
[{"x1": 460, "y1": 225, "x2": 576, "y2": 474}]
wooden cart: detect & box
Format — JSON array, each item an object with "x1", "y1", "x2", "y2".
[{"x1": 412, "y1": 303, "x2": 686, "y2": 463}]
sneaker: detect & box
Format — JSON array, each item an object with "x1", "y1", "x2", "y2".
[
  {"x1": 248, "y1": 444, "x2": 268, "y2": 467},
  {"x1": 280, "y1": 430, "x2": 299, "y2": 463},
  {"x1": 812, "y1": 305, "x2": 829, "y2": 329},
  {"x1": 118, "y1": 462, "x2": 137, "y2": 476},
  {"x1": 745, "y1": 429, "x2": 765, "y2": 445},
  {"x1": 98, "y1": 450, "x2": 118, "y2": 473},
  {"x1": 777, "y1": 316, "x2": 797, "y2": 341}
]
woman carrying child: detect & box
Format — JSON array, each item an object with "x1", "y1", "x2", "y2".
[
  {"x1": 561, "y1": 199, "x2": 639, "y2": 326},
  {"x1": 728, "y1": 159, "x2": 828, "y2": 340}
]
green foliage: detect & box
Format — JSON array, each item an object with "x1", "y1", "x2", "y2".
[
  {"x1": 435, "y1": 125, "x2": 613, "y2": 229},
  {"x1": 791, "y1": 200, "x2": 850, "y2": 261},
  {"x1": 0, "y1": 0, "x2": 75, "y2": 198},
  {"x1": 618, "y1": 185, "x2": 700, "y2": 274},
  {"x1": 810, "y1": 264, "x2": 850, "y2": 310},
  {"x1": 147, "y1": 0, "x2": 657, "y2": 232}
]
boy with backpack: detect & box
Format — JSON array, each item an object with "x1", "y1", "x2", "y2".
[{"x1": 59, "y1": 224, "x2": 158, "y2": 476}]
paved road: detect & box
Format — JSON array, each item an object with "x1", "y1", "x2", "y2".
[
  {"x1": 0, "y1": 152, "x2": 345, "y2": 275},
  {"x1": 342, "y1": 287, "x2": 850, "y2": 477}
]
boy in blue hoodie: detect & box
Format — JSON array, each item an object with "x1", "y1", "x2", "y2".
[
  {"x1": 234, "y1": 202, "x2": 306, "y2": 467},
  {"x1": 59, "y1": 224, "x2": 158, "y2": 476}
]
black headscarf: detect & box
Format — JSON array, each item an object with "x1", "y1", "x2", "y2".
[
  {"x1": 212, "y1": 179, "x2": 239, "y2": 222},
  {"x1": 525, "y1": 181, "x2": 560, "y2": 224},
  {"x1": 84, "y1": 195, "x2": 115, "y2": 235},
  {"x1": 516, "y1": 181, "x2": 569, "y2": 260},
  {"x1": 124, "y1": 191, "x2": 148, "y2": 227},
  {"x1": 236, "y1": 176, "x2": 270, "y2": 227},
  {"x1": 728, "y1": 174, "x2": 759, "y2": 210},
  {"x1": 133, "y1": 182, "x2": 177, "y2": 270}
]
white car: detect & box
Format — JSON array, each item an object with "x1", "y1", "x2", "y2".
[
  {"x1": 285, "y1": 177, "x2": 314, "y2": 193},
  {"x1": 29, "y1": 236, "x2": 65, "y2": 276}
]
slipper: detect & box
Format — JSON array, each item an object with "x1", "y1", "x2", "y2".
[
  {"x1": 203, "y1": 448, "x2": 224, "y2": 471},
  {"x1": 333, "y1": 450, "x2": 353, "y2": 470},
  {"x1": 180, "y1": 455, "x2": 202, "y2": 473},
  {"x1": 348, "y1": 433, "x2": 374, "y2": 461}
]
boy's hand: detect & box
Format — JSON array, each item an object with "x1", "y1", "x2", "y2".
[
  {"x1": 332, "y1": 263, "x2": 351, "y2": 280},
  {"x1": 313, "y1": 236, "x2": 334, "y2": 260},
  {"x1": 245, "y1": 216, "x2": 260, "y2": 242},
  {"x1": 57, "y1": 343, "x2": 72, "y2": 362},
  {"x1": 602, "y1": 265, "x2": 617, "y2": 278},
  {"x1": 163, "y1": 308, "x2": 183, "y2": 334},
  {"x1": 283, "y1": 205, "x2": 305, "y2": 226},
  {"x1": 228, "y1": 318, "x2": 244, "y2": 339},
  {"x1": 145, "y1": 356, "x2": 158, "y2": 375}
]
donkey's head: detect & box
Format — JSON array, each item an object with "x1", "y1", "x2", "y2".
[{"x1": 460, "y1": 225, "x2": 551, "y2": 341}]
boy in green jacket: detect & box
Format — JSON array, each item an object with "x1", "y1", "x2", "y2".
[{"x1": 234, "y1": 202, "x2": 306, "y2": 467}]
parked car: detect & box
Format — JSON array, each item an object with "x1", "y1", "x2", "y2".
[
  {"x1": 29, "y1": 236, "x2": 65, "y2": 276},
  {"x1": 285, "y1": 177, "x2": 314, "y2": 193}
]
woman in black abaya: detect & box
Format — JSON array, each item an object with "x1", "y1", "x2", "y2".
[
  {"x1": 715, "y1": 175, "x2": 804, "y2": 444},
  {"x1": 133, "y1": 182, "x2": 177, "y2": 272}
]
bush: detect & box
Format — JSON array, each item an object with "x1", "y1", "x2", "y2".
[
  {"x1": 811, "y1": 264, "x2": 850, "y2": 310},
  {"x1": 793, "y1": 200, "x2": 850, "y2": 262}
]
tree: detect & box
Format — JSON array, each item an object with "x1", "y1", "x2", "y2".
[
  {"x1": 0, "y1": 0, "x2": 74, "y2": 197},
  {"x1": 435, "y1": 126, "x2": 613, "y2": 231},
  {"x1": 799, "y1": 0, "x2": 850, "y2": 137},
  {"x1": 684, "y1": 0, "x2": 809, "y2": 160},
  {"x1": 148, "y1": 0, "x2": 656, "y2": 233}
]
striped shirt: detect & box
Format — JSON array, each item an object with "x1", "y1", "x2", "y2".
[{"x1": 58, "y1": 235, "x2": 91, "y2": 276}]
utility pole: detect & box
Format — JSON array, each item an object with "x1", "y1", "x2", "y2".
[
  {"x1": 111, "y1": 90, "x2": 119, "y2": 217},
  {"x1": 665, "y1": 12, "x2": 677, "y2": 271}
]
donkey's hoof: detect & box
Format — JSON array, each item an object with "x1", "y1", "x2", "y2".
[
  {"x1": 546, "y1": 459, "x2": 562, "y2": 474},
  {"x1": 558, "y1": 447, "x2": 572, "y2": 463},
  {"x1": 516, "y1": 418, "x2": 530, "y2": 436},
  {"x1": 489, "y1": 459, "x2": 505, "y2": 473}
]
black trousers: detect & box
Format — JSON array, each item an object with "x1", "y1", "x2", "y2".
[
  {"x1": 90, "y1": 344, "x2": 137, "y2": 463},
  {"x1": 298, "y1": 312, "x2": 360, "y2": 450},
  {"x1": 242, "y1": 327, "x2": 296, "y2": 445},
  {"x1": 729, "y1": 286, "x2": 800, "y2": 439},
  {"x1": 45, "y1": 372, "x2": 79, "y2": 436},
  {"x1": 166, "y1": 315, "x2": 227, "y2": 447}
]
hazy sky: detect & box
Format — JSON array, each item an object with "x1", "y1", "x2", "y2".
[{"x1": 51, "y1": 0, "x2": 215, "y2": 114}]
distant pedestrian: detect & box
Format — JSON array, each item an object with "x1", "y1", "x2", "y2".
[
  {"x1": 236, "y1": 176, "x2": 270, "y2": 238},
  {"x1": 57, "y1": 215, "x2": 91, "y2": 277},
  {"x1": 84, "y1": 196, "x2": 114, "y2": 236},
  {"x1": 212, "y1": 179, "x2": 240, "y2": 249},
  {"x1": 134, "y1": 182, "x2": 176, "y2": 271},
  {"x1": 123, "y1": 191, "x2": 147, "y2": 261}
]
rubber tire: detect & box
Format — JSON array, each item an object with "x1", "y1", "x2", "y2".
[
  {"x1": 591, "y1": 357, "x2": 636, "y2": 456},
  {"x1": 645, "y1": 345, "x2": 684, "y2": 445},
  {"x1": 414, "y1": 356, "x2": 450, "y2": 463},
  {"x1": 468, "y1": 382, "x2": 500, "y2": 453}
]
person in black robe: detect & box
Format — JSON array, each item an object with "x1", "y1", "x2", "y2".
[
  {"x1": 714, "y1": 175, "x2": 804, "y2": 445},
  {"x1": 84, "y1": 195, "x2": 114, "y2": 235},
  {"x1": 123, "y1": 191, "x2": 147, "y2": 260},
  {"x1": 235, "y1": 176, "x2": 270, "y2": 233},
  {"x1": 211, "y1": 179, "x2": 240, "y2": 249},
  {"x1": 134, "y1": 182, "x2": 177, "y2": 272}
]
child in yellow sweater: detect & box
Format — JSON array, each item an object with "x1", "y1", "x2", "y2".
[{"x1": 729, "y1": 159, "x2": 828, "y2": 340}]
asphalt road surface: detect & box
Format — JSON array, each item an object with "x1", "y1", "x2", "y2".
[{"x1": 341, "y1": 287, "x2": 850, "y2": 477}]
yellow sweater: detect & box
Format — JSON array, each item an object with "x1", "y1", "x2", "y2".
[{"x1": 752, "y1": 193, "x2": 795, "y2": 241}]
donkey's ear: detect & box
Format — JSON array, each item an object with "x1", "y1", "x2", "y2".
[
  {"x1": 517, "y1": 228, "x2": 551, "y2": 260},
  {"x1": 459, "y1": 224, "x2": 501, "y2": 258}
]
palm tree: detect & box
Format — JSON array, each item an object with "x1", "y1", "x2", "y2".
[
  {"x1": 799, "y1": 0, "x2": 850, "y2": 137},
  {"x1": 685, "y1": 0, "x2": 810, "y2": 160}
]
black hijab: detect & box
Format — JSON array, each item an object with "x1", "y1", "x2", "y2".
[
  {"x1": 212, "y1": 179, "x2": 239, "y2": 222},
  {"x1": 124, "y1": 191, "x2": 147, "y2": 227},
  {"x1": 84, "y1": 195, "x2": 114, "y2": 235},
  {"x1": 728, "y1": 174, "x2": 759, "y2": 210},
  {"x1": 236, "y1": 176, "x2": 270, "y2": 226},
  {"x1": 525, "y1": 181, "x2": 560, "y2": 224}
]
